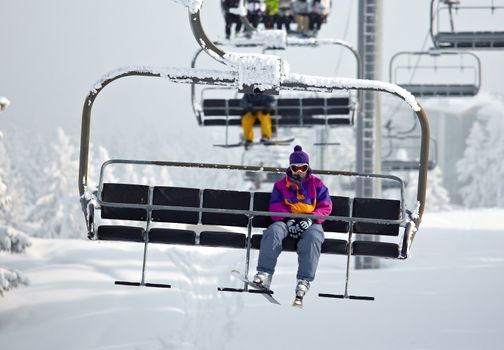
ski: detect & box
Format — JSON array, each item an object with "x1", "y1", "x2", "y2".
[
  {"x1": 292, "y1": 296, "x2": 304, "y2": 309},
  {"x1": 231, "y1": 269, "x2": 281, "y2": 305},
  {"x1": 214, "y1": 137, "x2": 294, "y2": 148}
]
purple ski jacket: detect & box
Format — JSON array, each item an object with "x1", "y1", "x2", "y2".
[{"x1": 269, "y1": 172, "x2": 332, "y2": 224}]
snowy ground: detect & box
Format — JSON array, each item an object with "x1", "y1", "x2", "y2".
[{"x1": 1, "y1": 209, "x2": 503, "y2": 350}]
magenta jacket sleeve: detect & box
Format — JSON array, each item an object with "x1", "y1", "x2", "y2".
[
  {"x1": 311, "y1": 180, "x2": 333, "y2": 224},
  {"x1": 268, "y1": 182, "x2": 290, "y2": 221}
]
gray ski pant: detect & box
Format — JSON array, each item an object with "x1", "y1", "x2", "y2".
[{"x1": 256, "y1": 221, "x2": 325, "y2": 281}]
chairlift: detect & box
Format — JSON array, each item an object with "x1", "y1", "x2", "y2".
[
  {"x1": 430, "y1": 0, "x2": 504, "y2": 49},
  {"x1": 191, "y1": 47, "x2": 356, "y2": 148},
  {"x1": 389, "y1": 50, "x2": 481, "y2": 97},
  {"x1": 381, "y1": 119, "x2": 437, "y2": 172},
  {"x1": 191, "y1": 38, "x2": 360, "y2": 147},
  {"x1": 78, "y1": 0, "x2": 431, "y2": 302},
  {"x1": 381, "y1": 135, "x2": 438, "y2": 172}
]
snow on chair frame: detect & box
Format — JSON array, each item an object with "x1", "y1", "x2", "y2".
[{"x1": 78, "y1": 0, "x2": 431, "y2": 301}]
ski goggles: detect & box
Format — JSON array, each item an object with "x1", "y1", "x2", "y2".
[{"x1": 290, "y1": 163, "x2": 309, "y2": 173}]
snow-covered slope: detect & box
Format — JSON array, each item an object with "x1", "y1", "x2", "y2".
[{"x1": 1, "y1": 209, "x2": 503, "y2": 350}]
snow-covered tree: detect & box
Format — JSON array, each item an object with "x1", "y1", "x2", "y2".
[
  {"x1": 457, "y1": 98, "x2": 504, "y2": 208},
  {"x1": 405, "y1": 166, "x2": 451, "y2": 212},
  {"x1": 0, "y1": 124, "x2": 31, "y2": 295},
  {"x1": 29, "y1": 128, "x2": 84, "y2": 238},
  {"x1": 0, "y1": 133, "x2": 32, "y2": 252},
  {"x1": 0, "y1": 266, "x2": 29, "y2": 296}
]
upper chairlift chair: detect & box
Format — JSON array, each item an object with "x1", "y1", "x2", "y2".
[
  {"x1": 190, "y1": 38, "x2": 361, "y2": 147},
  {"x1": 430, "y1": 0, "x2": 504, "y2": 49},
  {"x1": 389, "y1": 50, "x2": 481, "y2": 98},
  {"x1": 78, "y1": 0, "x2": 431, "y2": 301},
  {"x1": 381, "y1": 135, "x2": 438, "y2": 173}
]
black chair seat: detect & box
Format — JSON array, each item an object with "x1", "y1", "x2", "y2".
[
  {"x1": 148, "y1": 228, "x2": 196, "y2": 245},
  {"x1": 321, "y1": 239, "x2": 348, "y2": 255},
  {"x1": 200, "y1": 231, "x2": 246, "y2": 248},
  {"x1": 352, "y1": 241, "x2": 399, "y2": 259},
  {"x1": 97, "y1": 225, "x2": 145, "y2": 242},
  {"x1": 251, "y1": 234, "x2": 298, "y2": 252}
]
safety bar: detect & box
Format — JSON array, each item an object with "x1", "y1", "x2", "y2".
[{"x1": 389, "y1": 50, "x2": 481, "y2": 90}]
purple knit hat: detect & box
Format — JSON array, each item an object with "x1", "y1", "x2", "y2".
[{"x1": 289, "y1": 145, "x2": 309, "y2": 164}]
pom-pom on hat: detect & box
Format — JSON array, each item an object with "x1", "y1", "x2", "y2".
[{"x1": 289, "y1": 145, "x2": 309, "y2": 164}]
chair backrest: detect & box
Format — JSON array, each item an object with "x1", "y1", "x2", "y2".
[
  {"x1": 202, "y1": 97, "x2": 351, "y2": 117},
  {"x1": 251, "y1": 192, "x2": 274, "y2": 228},
  {"x1": 152, "y1": 186, "x2": 200, "y2": 224},
  {"x1": 352, "y1": 198, "x2": 400, "y2": 236},
  {"x1": 201, "y1": 189, "x2": 251, "y2": 227},
  {"x1": 322, "y1": 196, "x2": 351, "y2": 233},
  {"x1": 101, "y1": 183, "x2": 149, "y2": 221}
]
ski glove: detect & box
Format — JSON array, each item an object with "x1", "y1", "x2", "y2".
[
  {"x1": 298, "y1": 218, "x2": 313, "y2": 232},
  {"x1": 286, "y1": 219, "x2": 302, "y2": 239}
]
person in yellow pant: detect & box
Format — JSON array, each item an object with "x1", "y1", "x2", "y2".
[{"x1": 240, "y1": 93, "x2": 275, "y2": 150}]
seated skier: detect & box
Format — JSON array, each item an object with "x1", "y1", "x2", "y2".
[
  {"x1": 240, "y1": 92, "x2": 275, "y2": 150},
  {"x1": 253, "y1": 145, "x2": 333, "y2": 302}
]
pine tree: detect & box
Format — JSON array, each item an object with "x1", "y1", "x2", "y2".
[
  {"x1": 0, "y1": 126, "x2": 30, "y2": 294},
  {"x1": 29, "y1": 128, "x2": 84, "y2": 238},
  {"x1": 456, "y1": 104, "x2": 504, "y2": 208},
  {"x1": 0, "y1": 133, "x2": 31, "y2": 253}
]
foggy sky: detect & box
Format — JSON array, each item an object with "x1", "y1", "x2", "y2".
[{"x1": 0, "y1": 0, "x2": 502, "y2": 149}]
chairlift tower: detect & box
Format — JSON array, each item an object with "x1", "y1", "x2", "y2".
[{"x1": 356, "y1": 0, "x2": 383, "y2": 269}]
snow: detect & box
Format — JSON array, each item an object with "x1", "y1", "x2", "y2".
[
  {"x1": 1, "y1": 209, "x2": 503, "y2": 349},
  {"x1": 225, "y1": 52, "x2": 289, "y2": 92},
  {"x1": 286, "y1": 73, "x2": 421, "y2": 111},
  {"x1": 170, "y1": 0, "x2": 204, "y2": 14},
  {"x1": 0, "y1": 96, "x2": 10, "y2": 112}
]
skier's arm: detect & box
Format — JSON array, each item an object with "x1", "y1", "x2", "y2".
[
  {"x1": 269, "y1": 183, "x2": 290, "y2": 221},
  {"x1": 310, "y1": 182, "x2": 332, "y2": 223}
]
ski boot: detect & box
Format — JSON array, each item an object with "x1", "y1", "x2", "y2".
[
  {"x1": 293, "y1": 279, "x2": 310, "y2": 308},
  {"x1": 244, "y1": 140, "x2": 253, "y2": 150},
  {"x1": 260, "y1": 136, "x2": 272, "y2": 145},
  {"x1": 252, "y1": 271, "x2": 272, "y2": 289}
]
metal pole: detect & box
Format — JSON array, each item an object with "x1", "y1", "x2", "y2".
[{"x1": 356, "y1": 0, "x2": 382, "y2": 269}]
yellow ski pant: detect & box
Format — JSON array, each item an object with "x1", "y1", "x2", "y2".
[{"x1": 241, "y1": 111, "x2": 272, "y2": 142}]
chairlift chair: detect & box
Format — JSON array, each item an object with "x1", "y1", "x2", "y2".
[
  {"x1": 78, "y1": 0, "x2": 431, "y2": 302},
  {"x1": 190, "y1": 38, "x2": 361, "y2": 147},
  {"x1": 381, "y1": 135, "x2": 438, "y2": 172},
  {"x1": 389, "y1": 50, "x2": 481, "y2": 97},
  {"x1": 431, "y1": 0, "x2": 504, "y2": 49}
]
